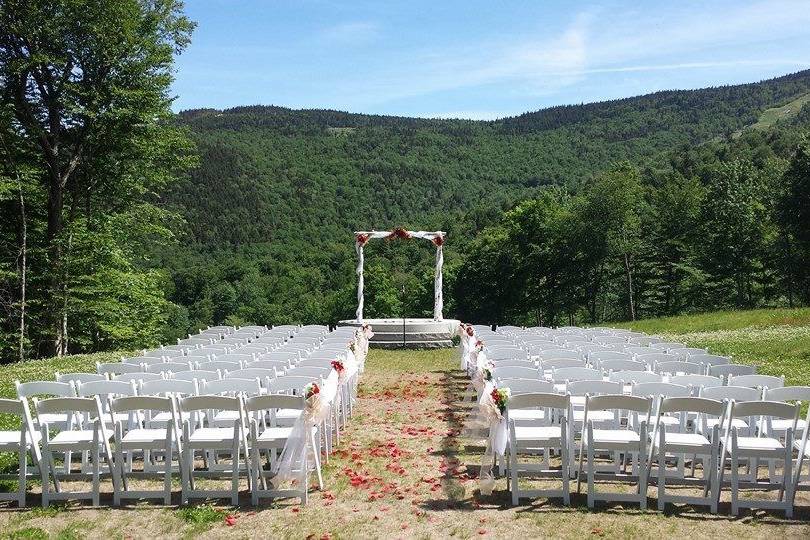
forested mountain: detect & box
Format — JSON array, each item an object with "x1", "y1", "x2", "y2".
[{"x1": 156, "y1": 70, "x2": 810, "y2": 332}]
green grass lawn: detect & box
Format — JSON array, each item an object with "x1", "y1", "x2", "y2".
[{"x1": 613, "y1": 308, "x2": 810, "y2": 387}]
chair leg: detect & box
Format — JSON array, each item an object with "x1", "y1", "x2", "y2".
[
  {"x1": 730, "y1": 439, "x2": 739, "y2": 516},
  {"x1": 509, "y1": 441, "x2": 519, "y2": 506},
  {"x1": 18, "y1": 446, "x2": 26, "y2": 508},
  {"x1": 92, "y1": 439, "x2": 101, "y2": 507},
  {"x1": 311, "y1": 431, "x2": 324, "y2": 490},
  {"x1": 587, "y1": 427, "x2": 595, "y2": 508},
  {"x1": 561, "y1": 421, "x2": 570, "y2": 506},
  {"x1": 164, "y1": 444, "x2": 173, "y2": 506},
  {"x1": 231, "y1": 439, "x2": 240, "y2": 506},
  {"x1": 658, "y1": 434, "x2": 666, "y2": 511}
]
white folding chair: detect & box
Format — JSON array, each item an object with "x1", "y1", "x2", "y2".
[
  {"x1": 122, "y1": 355, "x2": 164, "y2": 366},
  {"x1": 147, "y1": 361, "x2": 193, "y2": 375},
  {"x1": 171, "y1": 369, "x2": 221, "y2": 384},
  {"x1": 689, "y1": 354, "x2": 730, "y2": 374},
  {"x1": 577, "y1": 394, "x2": 651, "y2": 509},
  {"x1": 650, "y1": 396, "x2": 724, "y2": 513},
  {"x1": 609, "y1": 370, "x2": 662, "y2": 386},
  {"x1": 198, "y1": 360, "x2": 241, "y2": 373},
  {"x1": 224, "y1": 368, "x2": 276, "y2": 390},
  {"x1": 245, "y1": 394, "x2": 323, "y2": 505},
  {"x1": 0, "y1": 398, "x2": 42, "y2": 507},
  {"x1": 76, "y1": 380, "x2": 138, "y2": 430},
  {"x1": 600, "y1": 359, "x2": 646, "y2": 373},
  {"x1": 16, "y1": 381, "x2": 76, "y2": 430},
  {"x1": 110, "y1": 396, "x2": 179, "y2": 505},
  {"x1": 179, "y1": 395, "x2": 248, "y2": 505},
  {"x1": 201, "y1": 378, "x2": 262, "y2": 429},
  {"x1": 492, "y1": 365, "x2": 542, "y2": 380},
  {"x1": 710, "y1": 364, "x2": 757, "y2": 380},
  {"x1": 720, "y1": 400, "x2": 799, "y2": 517},
  {"x1": 112, "y1": 372, "x2": 163, "y2": 384},
  {"x1": 668, "y1": 374, "x2": 723, "y2": 396},
  {"x1": 669, "y1": 347, "x2": 709, "y2": 360},
  {"x1": 97, "y1": 362, "x2": 143, "y2": 377},
  {"x1": 657, "y1": 361, "x2": 704, "y2": 376},
  {"x1": 508, "y1": 393, "x2": 573, "y2": 505},
  {"x1": 728, "y1": 374, "x2": 783, "y2": 390},
  {"x1": 57, "y1": 372, "x2": 106, "y2": 385},
  {"x1": 37, "y1": 397, "x2": 117, "y2": 507}
]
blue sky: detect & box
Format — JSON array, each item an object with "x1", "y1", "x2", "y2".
[{"x1": 171, "y1": 0, "x2": 810, "y2": 119}]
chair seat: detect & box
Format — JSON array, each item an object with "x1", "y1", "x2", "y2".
[
  {"x1": 509, "y1": 409, "x2": 546, "y2": 422},
  {"x1": 793, "y1": 439, "x2": 810, "y2": 456},
  {"x1": 513, "y1": 425, "x2": 561, "y2": 442},
  {"x1": 588, "y1": 429, "x2": 640, "y2": 445},
  {"x1": 122, "y1": 428, "x2": 170, "y2": 445},
  {"x1": 211, "y1": 410, "x2": 241, "y2": 427},
  {"x1": 735, "y1": 436, "x2": 784, "y2": 452},
  {"x1": 654, "y1": 432, "x2": 711, "y2": 449},
  {"x1": 149, "y1": 411, "x2": 191, "y2": 425},
  {"x1": 50, "y1": 429, "x2": 105, "y2": 448},
  {"x1": 188, "y1": 427, "x2": 238, "y2": 445},
  {"x1": 0, "y1": 430, "x2": 41, "y2": 448},
  {"x1": 257, "y1": 427, "x2": 294, "y2": 442},
  {"x1": 95, "y1": 412, "x2": 130, "y2": 426}
]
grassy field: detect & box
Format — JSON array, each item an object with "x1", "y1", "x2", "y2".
[{"x1": 0, "y1": 309, "x2": 809, "y2": 538}]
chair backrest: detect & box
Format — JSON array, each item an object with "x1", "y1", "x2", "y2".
[
  {"x1": 634, "y1": 352, "x2": 677, "y2": 369},
  {"x1": 601, "y1": 359, "x2": 647, "y2": 373},
  {"x1": 537, "y1": 349, "x2": 582, "y2": 361},
  {"x1": 259, "y1": 351, "x2": 299, "y2": 364},
  {"x1": 180, "y1": 394, "x2": 241, "y2": 413},
  {"x1": 656, "y1": 361, "x2": 703, "y2": 376},
  {"x1": 700, "y1": 385, "x2": 762, "y2": 402},
  {"x1": 216, "y1": 353, "x2": 255, "y2": 365},
  {"x1": 727, "y1": 374, "x2": 784, "y2": 390},
  {"x1": 244, "y1": 394, "x2": 304, "y2": 414},
  {"x1": 667, "y1": 374, "x2": 723, "y2": 391},
  {"x1": 631, "y1": 382, "x2": 691, "y2": 399},
  {"x1": 288, "y1": 366, "x2": 333, "y2": 378},
  {"x1": 709, "y1": 364, "x2": 757, "y2": 378},
  {"x1": 57, "y1": 372, "x2": 106, "y2": 385},
  {"x1": 623, "y1": 346, "x2": 657, "y2": 356},
  {"x1": 235, "y1": 346, "x2": 271, "y2": 356},
  {"x1": 764, "y1": 386, "x2": 810, "y2": 403},
  {"x1": 196, "y1": 347, "x2": 229, "y2": 357},
  {"x1": 495, "y1": 378, "x2": 554, "y2": 395},
  {"x1": 586, "y1": 394, "x2": 651, "y2": 415},
  {"x1": 492, "y1": 366, "x2": 540, "y2": 380},
  {"x1": 147, "y1": 361, "x2": 192, "y2": 374},
  {"x1": 594, "y1": 336, "x2": 629, "y2": 345},
  {"x1": 508, "y1": 392, "x2": 570, "y2": 413},
  {"x1": 76, "y1": 380, "x2": 137, "y2": 401},
  {"x1": 729, "y1": 400, "x2": 799, "y2": 423},
  {"x1": 201, "y1": 378, "x2": 261, "y2": 396},
  {"x1": 589, "y1": 351, "x2": 633, "y2": 365},
  {"x1": 566, "y1": 380, "x2": 622, "y2": 396},
  {"x1": 16, "y1": 380, "x2": 75, "y2": 399},
  {"x1": 540, "y1": 358, "x2": 585, "y2": 371},
  {"x1": 177, "y1": 354, "x2": 211, "y2": 365},
  {"x1": 266, "y1": 376, "x2": 319, "y2": 394},
  {"x1": 486, "y1": 348, "x2": 527, "y2": 362},
  {"x1": 628, "y1": 336, "x2": 664, "y2": 346},
  {"x1": 224, "y1": 368, "x2": 276, "y2": 387},
  {"x1": 112, "y1": 372, "x2": 164, "y2": 384},
  {"x1": 97, "y1": 362, "x2": 143, "y2": 376},
  {"x1": 551, "y1": 367, "x2": 603, "y2": 383},
  {"x1": 689, "y1": 354, "x2": 730, "y2": 369},
  {"x1": 650, "y1": 341, "x2": 687, "y2": 352},
  {"x1": 197, "y1": 361, "x2": 241, "y2": 373},
  {"x1": 171, "y1": 370, "x2": 221, "y2": 383},
  {"x1": 669, "y1": 347, "x2": 709, "y2": 359},
  {"x1": 609, "y1": 370, "x2": 662, "y2": 384},
  {"x1": 122, "y1": 355, "x2": 164, "y2": 366},
  {"x1": 35, "y1": 396, "x2": 102, "y2": 417},
  {"x1": 486, "y1": 358, "x2": 536, "y2": 369},
  {"x1": 139, "y1": 378, "x2": 197, "y2": 397},
  {"x1": 658, "y1": 396, "x2": 725, "y2": 416},
  {"x1": 110, "y1": 395, "x2": 173, "y2": 414}
]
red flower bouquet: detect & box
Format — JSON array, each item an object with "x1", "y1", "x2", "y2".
[
  {"x1": 389, "y1": 227, "x2": 411, "y2": 240},
  {"x1": 355, "y1": 233, "x2": 370, "y2": 246},
  {"x1": 304, "y1": 382, "x2": 320, "y2": 399},
  {"x1": 490, "y1": 387, "x2": 510, "y2": 415},
  {"x1": 331, "y1": 359, "x2": 345, "y2": 375},
  {"x1": 465, "y1": 326, "x2": 475, "y2": 337},
  {"x1": 432, "y1": 235, "x2": 444, "y2": 247}
]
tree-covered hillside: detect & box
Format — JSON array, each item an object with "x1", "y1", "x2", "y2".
[{"x1": 156, "y1": 70, "x2": 810, "y2": 333}]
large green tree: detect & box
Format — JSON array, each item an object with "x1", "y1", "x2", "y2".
[{"x1": 0, "y1": 0, "x2": 195, "y2": 358}]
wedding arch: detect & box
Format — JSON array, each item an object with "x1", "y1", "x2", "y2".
[{"x1": 354, "y1": 228, "x2": 445, "y2": 323}]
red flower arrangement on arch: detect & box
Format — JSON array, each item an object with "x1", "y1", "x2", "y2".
[
  {"x1": 356, "y1": 233, "x2": 370, "y2": 246},
  {"x1": 432, "y1": 234, "x2": 444, "y2": 247},
  {"x1": 389, "y1": 227, "x2": 412, "y2": 240},
  {"x1": 331, "y1": 359, "x2": 345, "y2": 375}
]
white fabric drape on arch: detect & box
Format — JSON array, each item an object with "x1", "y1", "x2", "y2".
[{"x1": 354, "y1": 230, "x2": 445, "y2": 323}]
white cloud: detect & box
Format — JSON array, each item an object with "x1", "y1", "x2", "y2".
[{"x1": 320, "y1": 21, "x2": 380, "y2": 45}]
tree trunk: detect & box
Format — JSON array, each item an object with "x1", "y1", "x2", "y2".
[
  {"x1": 623, "y1": 252, "x2": 636, "y2": 321},
  {"x1": 18, "y1": 179, "x2": 27, "y2": 362},
  {"x1": 46, "y1": 165, "x2": 66, "y2": 356}
]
